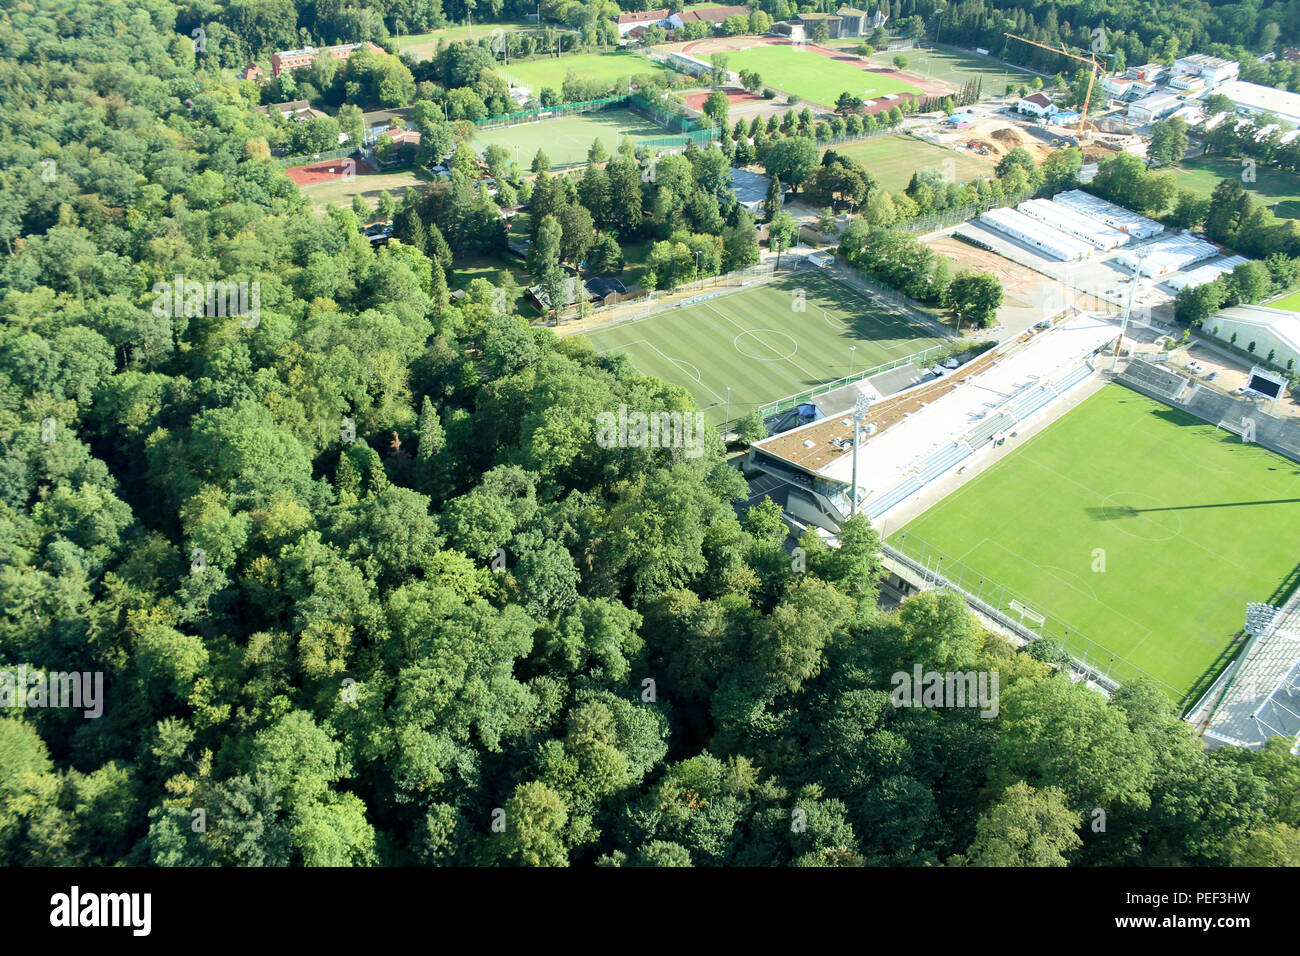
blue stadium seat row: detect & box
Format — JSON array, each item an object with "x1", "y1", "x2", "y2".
[
  {"x1": 1053, "y1": 364, "x2": 1092, "y2": 394},
  {"x1": 916, "y1": 442, "x2": 973, "y2": 484},
  {"x1": 864, "y1": 475, "x2": 923, "y2": 520},
  {"x1": 1005, "y1": 384, "x2": 1054, "y2": 421}
]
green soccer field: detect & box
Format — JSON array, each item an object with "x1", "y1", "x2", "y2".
[
  {"x1": 863, "y1": 44, "x2": 1041, "y2": 91},
  {"x1": 827, "y1": 135, "x2": 994, "y2": 191},
  {"x1": 474, "y1": 108, "x2": 669, "y2": 169},
  {"x1": 581, "y1": 272, "x2": 945, "y2": 427},
  {"x1": 1265, "y1": 288, "x2": 1300, "y2": 311},
  {"x1": 722, "y1": 44, "x2": 921, "y2": 107},
  {"x1": 500, "y1": 51, "x2": 675, "y2": 94},
  {"x1": 890, "y1": 385, "x2": 1300, "y2": 705}
]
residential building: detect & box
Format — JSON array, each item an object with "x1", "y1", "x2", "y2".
[
  {"x1": 239, "y1": 64, "x2": 264, "y2": 83},
  {"x1": 667, "y1": 5, "x2": 751, "y2": 29},
  {"x1": 361, "y1": 108, "x2": 411, "y2": 146},
  {"x1": 1016, "y1": 91, "x2": 1056, "y2": 118},
  {"x1": 271, "y1": 41, "x2": 385, "y2": 76},
  {"x1": 255, "y1": 99, "x2": 329, "y2": 121},
  {"x1": 612, "y1": 9, "x2": 669, "y2": 36}
]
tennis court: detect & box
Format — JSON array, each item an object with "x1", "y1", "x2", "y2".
[{"x1": 582, "y1": 272, "x2": 944, "y2": 426}]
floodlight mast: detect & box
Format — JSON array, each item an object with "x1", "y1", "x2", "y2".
[
  {"x1": 1112, "y1": 248, "x2": 1149, "y2": 371},
  {"x1": 850, "y1": 394, "x2": 871, "y2": 518}
]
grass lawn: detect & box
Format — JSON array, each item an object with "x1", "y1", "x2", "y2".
[
  {"x1": 449, "y1": 253, "x2": 536, "y2": 315},
  {"x1": 299, "y1": 166, "x2": 431, "y2": 212},
  {"x1": 500, "y1": 50, "x2": 675, "y2": 93},
  {"x1": 827, "y1": 134, "x2": 994, "y2": 191},
  {"x1": 722, "y1": 43, "x2": 920, "y2": 107},
  {"x1": 890, "y1": 385, "x2": 1300, "y2": 705},
  {"x1": 474, "y1": 107, "x2": 668, "y2": 169},
  {"x1": 580, "y1": 271, "x2": 944, "y2": 426},
  {"x1": 1175, "y1": 155, "x2": 1300, "y2": 220},
  {"x1": 390, "y1": 21, "x2": 538, "y2": 61},
  {"x1": 1266, "y1": 289, "x2": 1300, "y2": 311},
  {"x1": 865, "y1": 44, "x2": 1041, "y2": 91}
]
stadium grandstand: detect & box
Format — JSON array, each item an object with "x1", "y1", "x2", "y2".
[
  {"x1": 747, "y1": 313, "x2": 1116, "y2": 531},
  {"x1": 1116, "y1": 355, "x2": 1191, "y2": 402},
  {"x1": 1198, "y1": 590, "x2": 1300, "y2": 752}
]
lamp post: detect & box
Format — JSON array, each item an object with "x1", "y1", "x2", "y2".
[
  {"x1": 1113, "y1": 247, "x2": 1149, "y2": 372},
  {"x1": 725, "y1": 386, "x2": 732, "y2": 427},
  {"x1": 850, "y1": 393, "x2": 871, "y2": 518},
  {"x1": 695, "y1": 250, "x2": 702, "y2": 290},
  {"x1": 849, "y1": 344, "x2": 857, "y2": 378}
]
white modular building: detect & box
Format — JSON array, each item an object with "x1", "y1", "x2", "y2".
[
  {"x1": 1052, "y1": 190, "x2": 1165, "y2": 240},
  {"x1": 1114, "y1": 233, "x2": 1220, "y2": 277},
  {"x1": 1017, "y1": 198, "x2": 1131, "y2": 250},
  {"x1": 978, "y1": 206, "x2": 1094, "y2": 261},
  {"x1": 1163, "y1": 255, "x2": 1250, "y2": 292}
]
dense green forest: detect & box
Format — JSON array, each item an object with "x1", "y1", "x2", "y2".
[{"x1": 1, "y1": 0, "x2": 1299, "y2": 867}]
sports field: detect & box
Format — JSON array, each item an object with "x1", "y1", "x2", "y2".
[
  {"x1": 295, "y1": 164, "x2": 430, "y2": 212},
  {"x1": 474, "y1": 108, "x2": 668, "y2": 169},
  {"x1": 390, "y1": 21, "x2": 539, "y2": 61},
  {"x1": 864, "y1": 44, "x2": 1040, "y2": 91},
  {"x1": 500, "y1": 51, "x2": 675, "y2": 93},
  {"x1": 582, "y1": 272, "x2": 944, "y2": 426},
  {"x1": 1175, "y1": 155, "x2": 1300, "y2": 220},
  {"x1": 718, "y1": 43, "x2": 921, "y2": 107},
  {"x1": 1266, "y1": 289, "x2": 1300, "y2": 311},
  {"x1": 827, "y1": 134, "x2": 993, "y2": 191},
  {"x1": 891, "y1": 385, "x2": 1300, "y2": 703}
]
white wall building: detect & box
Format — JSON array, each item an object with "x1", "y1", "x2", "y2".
[
  {"x1": 1115, "y1": 234, "x2": 1219, "y2": 277},
  {"x1": 1205, "y1": 304, "x2": 1300, "y2": 371},
  {"x1": 1171, "y1": 53, "x2": 1240, "y2": 88},
  {"x1": 1018, "y1": 198, "x2": 1131, "y2": 249},
  {"x1": 1127, "y1": 91, "x2": 1183, "y2": 123},
  {"x1": 979, "y1": 206, "x2": 1093, "y2": 261},
  {"x1": 1052, "y1": 190, "x2": 1165, "y2": 239},
  {"x1": 1016, "y1": 92, "x2": 1056, "y2": 118},
  {"x1": 1216, "y1": 80, "x2": 1300, "y2": 127}
]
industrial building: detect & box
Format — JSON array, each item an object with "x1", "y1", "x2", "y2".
[
  {"x1": 1216, "y1": 80, "x2": 1300, "y2": 127},
  {"x1": 1017, "y1": 198, "x2": 1131, "y2": 250},
  {"x1": 978, "y1": 206, "x2": 1094, "y2": 261},
  {"x1": 1114, "y1": 234, "x2": 1220, "y2": 277},
  {"x1": 1052, "y1": 190, "x2": 1165, "y2": 240}
]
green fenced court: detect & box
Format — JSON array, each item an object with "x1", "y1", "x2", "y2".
[
  {"x1": 890, "y1": 385, "x2": 1300, "y2": 705},
  {"x1": 473, "y1": 107, "x2": 669, "y2": 169},
  {"x1": 581, "y1": 272, "x2": 945, "y2": 427}
]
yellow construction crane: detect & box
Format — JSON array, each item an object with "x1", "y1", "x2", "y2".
[{"x1": 1003, "y1": 32, "x2": 1103, "y2": 140}]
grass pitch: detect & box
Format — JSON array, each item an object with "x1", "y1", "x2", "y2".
[
  {"x1": 580, "y1": 272, "x2": 944, "y2": 427},
  {"x1": 863, "y1": 44, "x2": 1041, "y2": 91},
  {"x1": 891, "y1": 385, "x2": 1300, "y2": 704},
  {"x1": 500, "y1": 51, "x2": 675, "y2": 94},
  {"x1": 474, "y1": 108, "x2": 669, "y2": 169},
  {"x1": 722, "y1": 43, "x2": 920, "y2": 107},
  {"x1": 827, "y1": 134, "x2": 994, "y2": 191},
  {"x1": 1174, "y1": 155, "x2": 1300, "y2": 220},
  {"x1": 1267, "y1": 288, "x2": 1300, "y2": 311}
]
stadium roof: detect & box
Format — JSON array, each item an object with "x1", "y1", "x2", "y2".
[{"x1": 1204, "y1": 592, "x2": 1300, "y2": 751}]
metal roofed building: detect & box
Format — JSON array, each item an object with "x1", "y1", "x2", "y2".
[
  {"x1": 1114, "y1": 234, "x2": 1220, "y2": 277},
  {"x1": 1052, "y1": 190, "x2": 1165, "y2": 239},
  {"x1": 1162, "y1": 255, "x2": 1249, "y2": 292},
  {"x1": 1018, "y1": 197, "x2": 1131, "y2": 250},
  {"x1": 1205, "y1": 304, "x2": 1300, "y2": 371},
  {"x1": 1216, "y1": 79, "x2": 1300, "y2": 126},
  {"x1": 978, "y1": 206, "x2": 1094, "y2": 261}
]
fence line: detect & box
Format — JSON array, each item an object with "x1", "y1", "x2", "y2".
[
  {"x1": 884, "y1": 532, "x2": 1189, "y2": 708},
  {"x1": 276, "y1": 146, "x2": 361, "y2": 168},
  {"x1": 757, "y1": 344, "x2": 950, "y2": 418}
]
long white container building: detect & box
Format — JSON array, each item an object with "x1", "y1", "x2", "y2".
[
  {"x1": 1018, "y1": 198, "x2": 1131, "y2": 250},
  {"x1": 1052, "y1": 189, "x2": 1165, "y2": 239},
  {"x1": 978, "y1": 206, "x2": 1094, "y2": 261},
  {"x1": 1114, "y1": 233, "x2": 1220, "y2": 277},
  {"x1": 1164, "y1": 255, "x2": 1250, "y2": 292}
]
